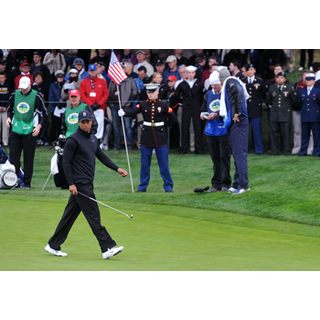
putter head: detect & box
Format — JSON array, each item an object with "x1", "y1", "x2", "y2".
[{"x1": 130, "y1": 215, "x2": 133, "y2": 221}]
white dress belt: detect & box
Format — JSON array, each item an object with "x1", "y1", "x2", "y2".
[{"x1": 143, "y1": 121, "x2": 164, "y2": 127}]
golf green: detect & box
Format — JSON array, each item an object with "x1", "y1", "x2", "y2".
[{"x1": 1, "y1": 196, "x2": 320, "y2": 271}]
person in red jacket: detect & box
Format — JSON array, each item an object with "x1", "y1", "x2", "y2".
[
  {"x1": 14, "y1": 62, "x2": 33, "y2": 89},
  {"x1": 79, "y1": 64, "x2": 109, "y2": 140}
]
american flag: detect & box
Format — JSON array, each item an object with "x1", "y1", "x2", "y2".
[{"x1": 108, "y1": 50, "x2": 127, "y2": 85}]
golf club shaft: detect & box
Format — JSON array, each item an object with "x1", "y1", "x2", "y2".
[{"x1": 77, "y1": 191, "x2": 132, "y2": 220}]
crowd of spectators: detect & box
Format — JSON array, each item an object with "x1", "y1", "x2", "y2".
[{"x1": 0, "y1": 49, "x2": 319, "y2": 156}]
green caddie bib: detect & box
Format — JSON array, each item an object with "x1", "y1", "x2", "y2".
[
  {"x1": 64, "y1": 103, "x2": 87, "y2": 138},
  {"x1": 12, "y1": 89, "x2": 37, "y2": 135}
]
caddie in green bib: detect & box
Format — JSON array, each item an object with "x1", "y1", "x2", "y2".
[
  {"x1": 12, "y1": 89, "x2": 37, "y2": 135},
  {"x1": 64, "y1": 103, "x2": 87, "y2": 138}
]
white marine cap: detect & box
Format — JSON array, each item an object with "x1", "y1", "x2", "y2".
[
  {"x1": 18, "y1": 76, "x2": 31, "y2": 89},
  {"x1": 185, "y1": 65, "x2": 197, "y2": 72},
  {"x1": 209, "y1": 71, "x2": 221, "y2": 85},
  {"x1": 145, "y1": 83, "x2": 160, "y2": 92}
]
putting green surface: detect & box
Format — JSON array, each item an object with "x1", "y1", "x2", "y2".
[{"x1": 1, "y1": 196, "x2": 320, "y2": 271}]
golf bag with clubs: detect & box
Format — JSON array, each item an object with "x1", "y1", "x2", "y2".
[
  {"x1": 0, "y1": 145, "x2": 22, "y2": 189},
  {"x1": 52, "y1": 135, "x2": 68, "y2": 189}
]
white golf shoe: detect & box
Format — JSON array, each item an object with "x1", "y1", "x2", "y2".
[
  {"x1": 45, "y1": 244, "x2": 67, "y2": 257},
  {"x1": 102, "y1": 246, "x2": 124, "y2": 259}
]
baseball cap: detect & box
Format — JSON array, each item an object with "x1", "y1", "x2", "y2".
[
  {"x1": 166, "y1": 55, "x2": 177, "y2": 63},
  {"x1": 167, "y1": 75, "x2": 177, "y2": 81},
  {"x1": 78, "y1": 110, "x2": 92, "y2": 122},
  {"x1": 69, "y1": 89, "x2": 80, "y2": 97},
  {"x1": 209, "y1": 71, "x2": 221, "y2": 85},
  {"x1": 88, "y1": 64, "x2": 97, "y2": 71},
  {"x1": 20, "y1": 62, "x2": 30, "y2": 68},
  {"x1": 18, "y1": 76, "x2": 31, "y2": 89}
]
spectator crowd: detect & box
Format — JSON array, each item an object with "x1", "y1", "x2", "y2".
[{"x1": 1, "y1": 49, "x2": 320, "y2": 158}]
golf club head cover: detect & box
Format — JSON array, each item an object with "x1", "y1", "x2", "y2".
[{"x1": 193, "y1": 186, "x2": 209, "y2": 193}]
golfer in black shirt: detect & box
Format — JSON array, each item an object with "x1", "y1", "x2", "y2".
[{"x1": 45, "y1": 110, "x2": 128, "y2": 259}]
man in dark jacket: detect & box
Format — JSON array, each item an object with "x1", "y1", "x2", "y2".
[
  {"x1": 242, "y1": 64, "x2": 267, "y2": 154},
  {"x1": 45, "y1": 110, "x2": 128, "y2": 259},
  {"x1": 175, "y1": 65, "x2": 205, "y2": 154},
  {"x1": 266, "y1": 71, "x2": 298, "y2": 155}
]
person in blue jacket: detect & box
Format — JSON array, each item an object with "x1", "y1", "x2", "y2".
[
  {"x1": 64, "y1": 57, "x2": 89, "y2": 81},
  {"x1": 298, "y1": 73, "x2": 320, "y2": 157},
  {"x1": 200, "y1": 71, "x2": 231, "y2": 192}
]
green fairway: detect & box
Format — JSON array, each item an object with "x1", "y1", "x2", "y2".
[{"x1": 1, "y1": 195, "x2": 320, "y2": 271}]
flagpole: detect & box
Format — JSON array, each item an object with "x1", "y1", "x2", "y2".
[{"x1": 117, "y1": 85, "x2": 134, "y2": 193}]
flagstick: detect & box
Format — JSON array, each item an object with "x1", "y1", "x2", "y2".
[{"x1": 117, "y1": 85, "x2": 134, "y2": 193}]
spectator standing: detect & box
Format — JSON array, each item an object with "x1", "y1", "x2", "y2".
[
  {"x1": 175, "y1": 65, "x2": 205, "y2": 155},
  {"x1": 260, "y1": 49, "x2": 287, "y2": 81},
  {"x1": 79, "y1": 64, "x2": 109, "y2": 141},
  {"x1": 30, "y1": 51, "x2": 51, "y2": 87},
  {"x1": 229, "y1": 60, "x2": 244, "y2": 79},
  {"x1": 242, "y1": 64, "x2": 267, "y2": 154},
  {"x1": 65, "y1": 57, "x2": 89, "y2": 81},
  {"x1": 202, "y1": 56, "x2": 218, "y2": 84},
  {"x1": 174, "y1": 49, "x2": 190, "y2": 67},
  {"x1": 61, "y1": 68, "x2": 82, "y2": 106},
  {"x1": 89, "y1": 50, "x2": 111, "y2": 73},
  {"x1": 116, "y1": 49, "x2": 137, "y2": 65},
  {"x1": 162, "y1": 55, "x2": 181, "y2": 83},
  {"x1": 222, "y1": 50, "x2": 246, "y2": 69},
  {"x1": 6, "y1": 49, "x2": 22, "y2": 72},
  {"x1": 297, "y1": 73, "x2": 320, "y2": 157},
  {"x1": 61, "y1": 49, "x2": 78, "y2": 74},
  {"x1": 14, "y1": 62, "x2": 33, "y2": 90},
  {"x1": 265, "y1": 71, "x2": 298, "y2": 155},
  {"x1": 108, "y1": 63, "x2": 138, "y2": 151},
  {"x1": 48, "y1": 70, "x2": 65, "y2": 142},
  {"x1": 0, "y1": 59, "x2": 14, "y2": 89},
  {"x1": 43, "y1": 50, "x2": 66, "y2": 83},
  {"x1": 0, "y1": 71, "x2": 12, "y2": 146},
  {"x1": 299, "y1": 50, "x2": 314, "y2": 71},
  {"x1": 133, "y1": 50, "x2": 154, "y2": 77}
]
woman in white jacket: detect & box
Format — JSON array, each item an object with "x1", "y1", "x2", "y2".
[{"x1": 43, "y1": 50, "x2": 66, "y2": 82}]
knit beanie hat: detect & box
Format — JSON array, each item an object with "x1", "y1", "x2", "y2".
[{"x1": 219, "y1": 68, "x2": 231, "y2": 81}]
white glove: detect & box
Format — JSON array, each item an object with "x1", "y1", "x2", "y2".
[{"x1": 118, "y1": 109, "x2": 125, "y2": 117}]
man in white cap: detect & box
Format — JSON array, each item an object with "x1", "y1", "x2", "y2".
[
  {"x1": 162, "y1": 55, "x2": 180, "y2": 82},
  {"x1": 200, "y1": 71, "x2": 231, "y2": 192},
  {"x1": 118, "y1": 83, "x2": 177, "y2": 192},
  {"x1": 175, "y1": 65, "x2": 205, "y2": 154},
  {"x1": 218, "y1": 67, "x2": 250, "y2": 194},
  {"x1": 297, "y1": 73, "x2": 320, "y2": 156},
  {"x1": 6, "y1": 76, "x2": 48, "y2": 188}
]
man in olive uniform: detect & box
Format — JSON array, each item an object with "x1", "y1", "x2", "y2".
[
  {"x1": 266, "y1": 72, "x2": 298, "y2": 155},
  {"x1": 119, "y1": 83, "x2": 178, "y2": 192},
  {"x1": 6, "y1": 76, "x2": 47, "y2": 188},
  {"x1": 242, "y1": 64, "x2": 267, "y2": 154}
]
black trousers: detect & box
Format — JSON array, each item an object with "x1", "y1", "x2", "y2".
[
  {"x1": 48, "y1": 182, "x2": 117, "y2": 253},
  {"x1": 8, "y1": 131, "x2": 37, "y2": 186},
  {"x1": 269, "y1": 120, "x2": 291, "y2": 155},
  {"x1": 207, "y1": 134, "x2": 231, "y2": 189},
  {"x1": 180, "y1": 108, "x2": 204, "y2": 154}
]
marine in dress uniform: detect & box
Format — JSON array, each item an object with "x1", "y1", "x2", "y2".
[
  {"x1": 119, "y1": 83, "x2": 178, "y2": 192},
  {"x1": 265, "y1": 72, "x2": 298, "y2": 155},
  {"x1": 242, "y1": 64, "x2": 267, "y2": 154},
  {"x1": 297, "y1": 73, "x2": 320, "y2": 156}
]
